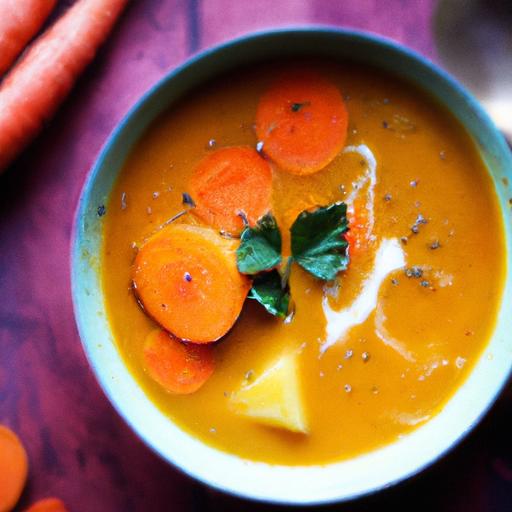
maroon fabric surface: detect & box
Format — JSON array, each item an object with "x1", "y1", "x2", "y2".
[{"x1": 0, "y1": 1, "x2": 510, "y2": 510}]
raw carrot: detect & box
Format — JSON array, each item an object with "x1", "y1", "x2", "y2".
[
  {"x1": 189, "y1": 146, "x2": 273, "y2": 235},
  {"x1": 0, "y1": 0, "x2": 57, "y2": 76},
  {"x1": 143, "y1": 329, "x2": 215, "y2": 394},
  {"x1": 255, "y1": 70, "x2": 348, "y2": 175},
  {"x1": 24, "y1": 498, "x2": 68, "y2": 512},
  {"x1": 0, "y1": 0, "x2": 128, "y2": 172},
  {"x1": 133, "y1": 223, "x2": 251, "y2": 343},
  {"x1": 0, "y1": 425, "x2": 28, "y2": 512}
]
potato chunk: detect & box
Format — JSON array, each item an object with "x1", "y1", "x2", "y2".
[{"x1": 230, "y1": 352, "x2": 308, "y2": 434}]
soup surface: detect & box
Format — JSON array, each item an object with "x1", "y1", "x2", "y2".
[{"x1": 101, "y1": 61, "x2": 505, "y2": 465}]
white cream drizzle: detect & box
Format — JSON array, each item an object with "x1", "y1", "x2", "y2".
[
  {"x1": 321, "y1": 238, "x2": 406, "y2": 354},
  {"x1": 374, "y1": 303, "x2": 416, "y2": 362},
  {"x1": 343, "y1": 144, "x2": 377, "y2": 239},
  {"x1": 395, "y1": 412, "x2": 430, "y2": 426}
]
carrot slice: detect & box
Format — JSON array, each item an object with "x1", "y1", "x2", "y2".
[
  {"x1": 346, "y1": 203, "x2": 370, "y2": 256},
  {"x1": 133, "y1": 224, "x2": 250, "y2": 343},
  {"x1": 143, "y1": 329, "x2": 215, "y2": 394},
  {"x1": 0, "y1": 0, "x2": 57, "y2": 76},
  {"x1": 189, "y1": 146, "x2": 272, "y2": 235},
  {"x1": 24, "y1": 498, "x2": 68, "y2": 512},
  {"x1": 0, "y1": 0, "x2": 128, "y2": 172},
  {"x1": 0, "y1": 425, "x2": 28, "y2": 512},
  {"x1": 255, "y1": 70, "x2": 348, "y2": 175}
]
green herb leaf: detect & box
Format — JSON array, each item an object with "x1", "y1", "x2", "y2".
[
  {"x1": 290, "y1": 202, "x2": 349, "y2": 281},
  {"x1": 248, "y1": 270, "x2": 290, "y2": 318},
  {"x1": 237, "y1": 213, "x2": 282, "y2": 274}
]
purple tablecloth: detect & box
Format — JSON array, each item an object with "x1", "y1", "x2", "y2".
[{"x1": 1, "y1": 1, "x2": 511, "y2": 510}]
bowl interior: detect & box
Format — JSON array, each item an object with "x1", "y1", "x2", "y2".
[{"x1": 71, "y1": 29, "x2": 512, "y2": 505}]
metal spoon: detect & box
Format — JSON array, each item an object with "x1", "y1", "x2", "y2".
[{"x1": 433, "y1": 0, "x2": 512, "y2": 141}]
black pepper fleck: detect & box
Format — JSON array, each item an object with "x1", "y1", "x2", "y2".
[
  {"x1": 237, "y1": 210, "x2": 249, "y2": 226},
  {"x1": 291, "y1": 101, "x2": 310, "y2": 112},
  {"x1": 184, "y1": 272, "x2": 192, "y2": 282},
  {"x1": 97, "y1": 205, "x2": 106, "y2": 217},
  {"x1": 429, "y1": 240, "x2": 441, "y2": 250},
  {"x1": 382, "y1": 120, "x2": 389, "y2": 129},
  {"x1": 420, "y1": 280, "x2": 430, "y2": 287},
  {"x1": 405, "y1": 266, "x2": 423, "y2": 278},
  {"x1": 384, "y1": 193, "x2": 392, "y2": 202},
  {"x1": 411, "y1": 213, "x2": 428, "y2": 234},
  {"x1": 182, "y1": 192, "x2": 196, "y2": 207}
]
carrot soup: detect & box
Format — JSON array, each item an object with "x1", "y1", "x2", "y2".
[{"x1": 101, "y1": 61, "x2": 505, "y2": 465}]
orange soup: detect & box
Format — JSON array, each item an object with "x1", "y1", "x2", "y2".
[{"x1": 101, "y1": 62, "x2": 505, "y2": 465}]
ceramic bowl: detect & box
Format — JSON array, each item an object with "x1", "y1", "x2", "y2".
[{"x1": 71, "y1": 28, "x2": 512, "y2": 505}]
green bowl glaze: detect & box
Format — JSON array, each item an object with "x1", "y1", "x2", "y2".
[{"x1": 71, "y1": 28, "x2": 512, "y2": 505}]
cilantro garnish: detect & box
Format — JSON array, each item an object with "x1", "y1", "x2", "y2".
[{"x1": 236, "y1": 203, "x2": 349, "y2": 319}]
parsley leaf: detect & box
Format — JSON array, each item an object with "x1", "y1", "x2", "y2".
[
  {"x1": 237, "y1": 213, "x2": 282, "y2": 274},
  {"x1": 236, "y1": 203, "x2": 349, "y2": 319},
  {"x1": 290, "y1": 202, "x2": 349, "y2": 280},
  {"x1": 248, "y1": 269, "x2": 290, "y2": 318}
]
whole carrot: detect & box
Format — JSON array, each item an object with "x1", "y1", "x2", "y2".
[
  {"x1": 0, "y1": 0, "x2": 128, "y2": 172},
  {"x1": 0, "y1": 0, "x2": 57, "y2": 76}
]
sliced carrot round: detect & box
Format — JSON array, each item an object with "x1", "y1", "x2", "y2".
[
  {"x1": 133, "y1": 223, "x2": 250, "y2": 343},
  {"x1": 0, "y1": 425, "x2": 28, "y2": 512},
  {"x1": 143, "y1": 329, "x2": 215, "y2": 394},
  {"x1": 189, "y1": 146, "x2": 272, "y2": 235},
  {"x1": 346, "y1": 199, "x2": 371, "y2": 257},
  {"x1": 255, "y1": 70, "x2": 348, "y2": 175},
  {"x1": 24, "y1": 498, "x2": 68, "y2": 512}
]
